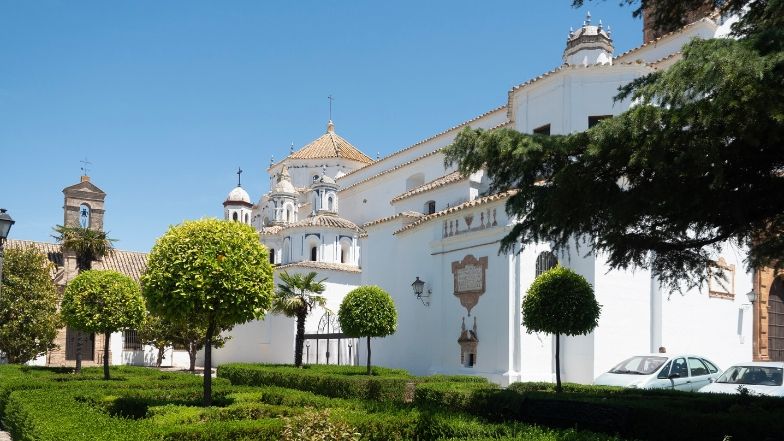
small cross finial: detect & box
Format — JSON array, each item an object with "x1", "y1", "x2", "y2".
[
  {"x1": 290, "y1": 142, "x2": 294, "y2": 154},
  {"x1": 585, "y1": 11, "x2": 591, "y2": 26},
  {"x1": 80, "y1": 157, "x2": 91, "y2": 176},
  {"x1": 327, "y1": 95, "x2": 334, "y2": 121},
  {"x1": 236, "y1": 167, "x2": 243, "y2": 187}
]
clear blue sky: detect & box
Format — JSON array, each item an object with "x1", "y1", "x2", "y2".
[{"x1": 1, "y1": 0, "x2": 643, "y2": 252}]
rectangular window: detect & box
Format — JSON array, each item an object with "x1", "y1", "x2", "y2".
[
  {"x1": 426, "y1": 201, "x2": 436, "y2": 215},
  {"x1": 533, "y1": 124, "x2": 551, "y2": 136},
  {"x1": 588, "y1": 115, "x2": 613, "y2": 128},
  {"x1": 123, "y1": 329, "x2": 142, "y2": 351}
]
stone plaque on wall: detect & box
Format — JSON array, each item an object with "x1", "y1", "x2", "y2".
[{"x1": 451, "y1": 255, "x2": 488, "y2": 315}]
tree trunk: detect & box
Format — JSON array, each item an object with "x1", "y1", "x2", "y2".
[
  {"x1": 188, "y1": 342, "x2": 197, "y2": 372},
  {"x1": 203, "y1": 321, "x2": 215, "y2": 407},
  {"x1": 75, "y1": 333, "x2": 82, "y2": 374},
  {"x1": 366, "y1": 336, "x2": 371, "y2": 375},
  {"x1": 156, "y1": 344, "x2": 165, "y2": 368},
  {"x1": 294, "y1": 308, "x2": 306, "y2": 367},
  {"x1": 555, "y1": 333, "x2": 562, "y2": 394},
  {"x1": 103, "y1": 331, "x2": 111, "y2": 380}
]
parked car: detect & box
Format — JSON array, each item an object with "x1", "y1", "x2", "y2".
[
  {"x1": 594, "y1": 354, "x2": 721, "y2": 391},
  {"x1": 698, "y1": 362, "x2": 784, "y2": 397}
]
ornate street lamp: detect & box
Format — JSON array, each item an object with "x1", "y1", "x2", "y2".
[
  {"x1": 411, "y1": 276, "x2": 431, "y2": 306},
  {"x1": 0, "y1": 208, "x2": 15, "y2": 295},
  {"x1": 746, "y1": 289, "x2": 758, "y2": 304}
]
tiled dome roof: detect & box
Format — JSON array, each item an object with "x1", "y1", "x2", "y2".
[
  {"x1": 289, "y1": 121, "x2": 373, "y2": 164},
  {"x1": 225, "y1": 186, "x2": 251, "y2": 204},
  {"x1": 287, "y1": 213, "x2": 361, "y2": 231}
]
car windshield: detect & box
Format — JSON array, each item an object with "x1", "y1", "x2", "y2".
[
  {"x1": 716, "y1": 366, "x2": 783, "y2": 386},
  {"x1": 609, "y1": 356, "x2": 668, "y2": 375}
]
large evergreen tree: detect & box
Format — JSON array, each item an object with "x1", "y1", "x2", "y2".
[{"x1": 444, "y1": 0, "x2": 784, "y2": 290}]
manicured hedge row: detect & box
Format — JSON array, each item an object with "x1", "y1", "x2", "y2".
[
  {"x1": 218, "y1": 363, "x2": 413, "y2": 402},
  {"x1": 418, "y1": 382, "x2": 784, "y2": 441}
]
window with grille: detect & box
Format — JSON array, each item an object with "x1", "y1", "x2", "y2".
[
  {"x1": 535, "y1": 251, "x2": 558, "y2": 277},
  {"x1": 123, "y1": 329, "x2": 142, "y2": 351}
]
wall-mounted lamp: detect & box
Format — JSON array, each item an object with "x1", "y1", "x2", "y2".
[
  {"x1": 746, "y1": 289, "x2": 757, "y2": 304},
  {"x1": 411, "y1": 276, "x2": 431, "y2": 306}
]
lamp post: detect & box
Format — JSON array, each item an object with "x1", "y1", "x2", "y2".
[{"x1": 0, "y1": 208, "x2": 15, "y2": 296}]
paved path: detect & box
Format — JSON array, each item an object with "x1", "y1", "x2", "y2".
[{"x1": 0, "y1": 430, "x2": 11, "y2": 441}]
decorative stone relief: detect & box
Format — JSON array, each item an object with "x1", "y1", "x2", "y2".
[
  {"x1": 458, "y1": 316, "x2": 479, "y2": 368},
  {"x1": 451, "y1": 254, "x2": 488, "y2": 315},
  {"x1": 708, "y1": 257, "x2": 736, "y2": 300}
]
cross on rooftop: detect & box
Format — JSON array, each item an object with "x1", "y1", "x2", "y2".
[
  {"x1": 328, "y1": 94, "x2": 334, "y2": 121},
  {"x1": 80, "y1": 157, "x2": 91, "y2": 176},
  {"x1": 236, "y1": 167, "x2": 243, "y2": 187}
]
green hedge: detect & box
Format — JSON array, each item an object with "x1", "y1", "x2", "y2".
[
  {"x1": 218, "y1": 363, "x2": 413, "y2": 402},
  {"x1": 420, "y1": 382, "x2": 784, "y2": 441}
]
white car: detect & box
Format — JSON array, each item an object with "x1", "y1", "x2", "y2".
[
  {"x1": 698, "y1": 362, "x2": 784, "y2": 397},
  {"x1": 594, "y1": 354, "x2": 721, "y2": 391}
]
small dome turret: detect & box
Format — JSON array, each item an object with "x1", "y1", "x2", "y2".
[{"x1": 563, "y1": 12, "x2": 613, "y2": 66}]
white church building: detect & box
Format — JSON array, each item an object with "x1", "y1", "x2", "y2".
[{"x1": 208, "y1": 12, "x2": 753, "y2": 385}]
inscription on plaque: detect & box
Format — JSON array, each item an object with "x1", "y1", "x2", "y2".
[{"x1": 451, "y1": 255, "x2": 489, "y2": 315}]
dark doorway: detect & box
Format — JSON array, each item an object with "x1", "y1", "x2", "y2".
[{"x1": 769, "y1": 278, "x2": 784, "y2": 361}]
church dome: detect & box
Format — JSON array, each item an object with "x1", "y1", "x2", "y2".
[
  {"x1": 273, "y1": 178, "x2": 297, "y2": 195},
  {"x1": 563, "y1": 12, "x2": 613, "y2": 65},
  {"x1": 225, "y1": 186, "x2": 251, "y2": 204}
]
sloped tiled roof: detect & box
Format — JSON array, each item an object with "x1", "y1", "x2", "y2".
[
  {"x1": 260, "y1": 225, "x2": 284, "y2": 236},
  {"x1": 337, "y1": 105, "x2": 507, "y2": 181},
  {"x1": 391, "y1": 171, "x2": 466, "y2": 203},
  {"x1": 5, "y1": 239, "x2": 148, "y2": 282},
  {"x1": 276, "y1": 261, "x2": 361, "y2": 274},
  {"x1": 614, "y1": 17, "x2": 716, "y2": 63},
  {"x1": 393, "y1": 190, "x2": 517, "y2": 235},
  {"x1": 362, "y1": 211, "x2": 424, "y2": 229},
  {"x1": 286, "y1": 214, "x2": 363, "y2": 232},
  {"x1": 288, "y1": 121, "x2": 373, "y2": 164}
]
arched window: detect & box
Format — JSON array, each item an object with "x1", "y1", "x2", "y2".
[
  {"x1": 286, "y1": 208, "x2": 291, "y2": 223},
  {"x1": 340, "y1": 240, "x2": 351, "y2": 264},
  {"x1": 269, "y1": 249, "x2": 276, "y2": 264},
  {"x1": 535, "y1": 251, "x2": 558, "y2": 277},
  {"x1": 328, "y1": 196, "x2": 334, "y2": 211},
  {"x1": 232, "y1": 212, "x2": 238, "y2": 221},
  {"x1": 310, "y1": 246, "x2": 318, "y2": 262}
]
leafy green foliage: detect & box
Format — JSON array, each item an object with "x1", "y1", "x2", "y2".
[
  {"x1": 0, "y1": 246, "x2": 61, "y2": 364},
  {"x1": 61, "y1": 270, "x2": 145, "y2": 335},
  {"x1": 338, "y1": 286, "x2": 397, "y2": 375},
  {"x1": 444, "y1": 0, "x2": 784, "y2": 291},
  {"x1": 338, "y1": 286, "x2": 397, "y2": 339},
  {"x1": 523, "y1": 266, "x2": 599, "y2": 392},
  {"x1": 272, "y1": 271, "x2": 327, "y2": 367},
  {"x1": 141, "y1": 218, "x2": 274, "y2": 405},
  {"x1": 281, "y1": 409, "x2": 361, "y2": 441},
  {"x1": 522, "y1": 266, "x2": 600, "y2": 337},
  {"x1": 52, "y1": 225, "x2": 115, "y2": 272},
  {"x1": 61, "y1": 270, "x2": 145, "y2": 379}
]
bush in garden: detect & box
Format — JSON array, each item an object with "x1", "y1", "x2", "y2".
[
  {"x1": 338, "y1": 286, "x2": 397, "y2": 375},
  {"x1": 281, "y1": 409, "x2": 360, "y2": 441}
]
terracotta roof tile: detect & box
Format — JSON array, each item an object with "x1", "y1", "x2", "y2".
[
  {"x1": 6, "y1": 239, "x2": 148, "y2": 282},
  {"x1": 284, "y1": 214, "x2": 363, "y2": 232},
  {"x1": 393, "y1": 190, "x2": 517, "y2": 235},
  {"x1": 284, "y1": 122, "x2": 373, "y2": 165},
  {"x1": 362, "y1": 211, "x2": 424, "y2": 229},
  {"x1": 390, "y1": 171, "x2": 466, "y2": 203},
  {"x1": 337, "y1": 105, "x2": 507, "y2": 181},
  {"x1": 276, "y1": 261, "x2": 361, "y2": 274}
]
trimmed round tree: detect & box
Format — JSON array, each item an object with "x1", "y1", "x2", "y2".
[
  {"x1": 522, "y1": 265, "x2": 600, "y2": 393},
  {"x1": 338, "y1": 286, "x2": 397, "y2": 375},
  {"x1": 0, "y1": 246, "x2": 61, "y2": 364},
  {"x1": 61, "y1": 270, "x2": 145, "y2": 380},
  {"x1": 141, "y1": 218, "x2": 274, "y2": 406}
]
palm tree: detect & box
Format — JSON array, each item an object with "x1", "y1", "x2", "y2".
[
  {"x1": 272, "y1": 271, "x2": 326, "y2": 367},
  {"x1": 53, "y1": 225, "x2": 115, "y2": 272},
  {"x1": 53, "y1": 225, "x2": 115, "y2": 373}
]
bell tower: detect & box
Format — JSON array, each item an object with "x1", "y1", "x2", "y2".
[{"x1": 62, "y1": 175, "x2": 107, "y2": 231}]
